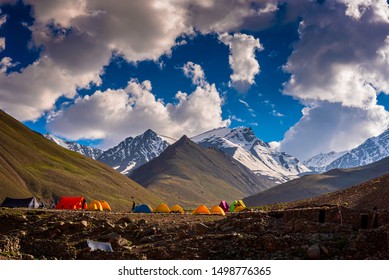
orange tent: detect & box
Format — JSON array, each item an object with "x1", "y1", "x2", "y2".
[
  {"x1": 170, "y1": 204, "x2": 185, "y2": 214},
  {"x1": 100, "y1": 201, "x2": 111, "y2": 211},
  {"x1": 87, "y1": 200, "x2": 103, "y2": 211},
  {"x1": 210, "y1": 205, "x2": 226, "y2": 216},
  {"x1": 154, "y1": 203, "x2": 170, "y2": 213},
  {"x1": 192, "y1": 205, "x2": 210, "y2": 215},
  {"x1": 55, "y1": 196, "x2": 86, "y2": 210}
]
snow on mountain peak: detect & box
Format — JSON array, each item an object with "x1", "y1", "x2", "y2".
[
  {"x1": 44, "y1": 133, "x2": 103, "y2": 159},
  {"x1": 97, "y1": 129, "x2": 170, "y2": 175},
  {"x1": 192, "y1": 127, "x2": 310, "y2": 184}
]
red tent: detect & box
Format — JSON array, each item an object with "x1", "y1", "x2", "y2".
[{"x1": 55, "y1": 196, "x2": 86, "y2": 210}]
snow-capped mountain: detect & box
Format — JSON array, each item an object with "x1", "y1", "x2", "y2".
[
  {"x1": 192, "y1": 127, "x2": 311, "y2": 184},
  {"x1": 44, "y1": 134, "x2": 103, "y2": 159},
  {"x1": 325, "y1": 127, "x2": 389, "y2": 170},
  {"x1": 303, "y1": 150, "x2": 348, "y2": 173},
  {"x1": 98, "y1": 129, "x2": 170, "y2": 175}
]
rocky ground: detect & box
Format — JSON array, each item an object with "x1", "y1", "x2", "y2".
[{"x1": 0, "y1": 207, "x2": 388, "y2": 260}]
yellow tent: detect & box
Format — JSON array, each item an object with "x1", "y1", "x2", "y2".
[
  {"x1": 234, "y1": 205, "x2": 245, "y2": 213},
  {"x1": 210, "y1": 205, "x2": 225, "y2": 216},
  {"x1": 153, "y1": 203, "x2": 170, "y2": 213},
  {"x1": 170, "y1": 204, "x2": 185, "y2": 214},
  {"x1": 237, "y1": 199, "x2": 246, "y2": 208},
  {"x1": 87, "y1": 200, "x2": 103, "y2": 211},
  {"x1": 100, "y1": 200, "x2": 111, "y2": 211},
  {"x1": 192, "y1": 205, "x2": 210, "y2": 215}
]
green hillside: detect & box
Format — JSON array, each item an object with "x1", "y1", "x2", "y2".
[{"x1": 0, "y1": 110, "x2": 161, "y2": 210}]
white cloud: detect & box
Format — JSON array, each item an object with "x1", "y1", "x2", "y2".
[
  {"x1": 219, "y1": 33, "x2": 263, "y2": 92},
  {"x1": 47, "y1": 64, "x2": 230, "y2": 148},
  {"x1": 0, "y1": 13, "x2": 6, "y2": 27},
  {"x1": 0, "y1": 37, "x2": 4, "y2": 51},
  {"x1": 0, "y1": 56, "x2": 15, "y2": 73},
  {"x1": 272, "y1": 110, "x2": 284, "y2": 117},
  {"x1": 279, "y1": 102, "x2": 389, "y2": 160},
  {"x1": 238, "y1": 98, "x2": 256, "y2": 117},
  {"x1": 182, "y1": 61, "x2": 205, "y2": 87},
  {"x1": 231, "y1": 115, "x2": 245, "y2": 123},
  {"x1": 283, "y1": 0, "x2": 389, "y2": 108}
]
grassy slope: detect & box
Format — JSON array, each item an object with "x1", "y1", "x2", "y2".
[
  {"x1": 130, "y1": 136, "x2": 271, "y2": 208},
  {"x1": 243, "y1": 156, "x2": 389, "y2": 207},
  {"x1": 0, "y1": 110, "x2": 161, "y2": 210}
]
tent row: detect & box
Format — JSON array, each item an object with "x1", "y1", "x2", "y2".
[
  {"x1": 132, "y1": 200, "x2": 247, "y2": 215},
  {"x1": 55, "y1": 196, "x2": 111, "y2": 211}
]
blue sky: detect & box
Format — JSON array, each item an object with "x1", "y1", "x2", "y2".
[{"x1": 0, "y1": 1, "x2": 388, "y2": 160}]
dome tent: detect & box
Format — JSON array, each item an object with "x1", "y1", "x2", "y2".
[
  {"x1": 87, "y1": 200, "x2": 103, "y2": 211},
  {"x1": 170, "y1": 204, "x2": 185, "y2": 214},
  {"x1": 192, "y1": 205, "x2": 210, "y2": 215},
  {"x1": 210, "y1": 205, "x2": 226, "y2": 216},
  {"x1": 153, "y1": 203, "x2": 170, "y2": 213},
  {"x1": 133, "y1": 204, "x2": 153, "y2": 213}
]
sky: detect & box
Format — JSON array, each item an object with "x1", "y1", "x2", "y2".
[{"x1": 0, "y1": 0, "x2": 388, "y2": 161}]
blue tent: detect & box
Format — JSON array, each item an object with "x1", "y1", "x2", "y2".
[{"x1": 133, "y1": 204, "x2": 153, "y2": 213}]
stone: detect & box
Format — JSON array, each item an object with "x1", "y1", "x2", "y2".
[
  {"x1": 194, "y1": 223, "x2": 209, "y2": 234},
  {"x1": 307, "y1": 244, "x2": 321, "y2": 260},
  {"x1": 81, "y1": 221, "x2": 88, "y2": 228}
]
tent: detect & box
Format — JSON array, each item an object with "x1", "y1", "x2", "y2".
[
  {"x1": 55, "y1": 196, "x2": 86, "y2": 210},
  {"x1": 153, "y1": 203, "x2": 170, "y2": 213},
  {"x1": 234, "y1": 206, "x2": 245, "y2": 213},
  {"x1": 192, "y1": 205, "x2": 210, "y2": 215},
  {"x1": 230, "y1": 199, "x2": 246, "y2": 213},
  {"x1": 170, "y1": 204, "x2": 185, "y2": 214},
  {"x1": 87, "y1": 200, "x2": 103, "y2": 211},
  {"x1": 210, "y1": 205, "x2": 225, "y2": 216},
  {"x1": 219, "y1": 200, "x2": 229, "y2": 213},
  {"x1": 100, "y1": 201, "x2": 112, "y2": 211},
  {"x1": 133, "y1": 204, "x2": 153, "y2": 213},
  {"x1": 0, "y1": 197, "x2": 39, "y2": 208}
]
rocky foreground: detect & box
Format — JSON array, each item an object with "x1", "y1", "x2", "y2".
[{"x1": 0, "y1": 207, "x2": 388, "y2": 260}]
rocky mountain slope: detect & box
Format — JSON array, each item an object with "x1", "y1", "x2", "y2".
[
  {"x1": 303, "y1": 151, "x2": 348, "y2": 173},
  {"x1": 44, "y1": 134, "x2": 103, "y2": 160},
  {"x1": 130, "y1": 136, "x2": 273, "y2": 208},
  {"x1": 291, "y1": 173, "x2": 389, "y2": 210},
  {"x1": 98, "y1": 129, "x2": 170, "y2": 175},
  {"x1": 192, "y1": 127, "x2": 310, "y2": 184},
  {"x1": 243, "y1": 155, "x2": 389, "y2": 207},
  {"x1": 306, "y1": 128, "x2": 389, "y2": 172},
  {"x1": 0, "y1": 110, "x2": 160, "y2": 210}
]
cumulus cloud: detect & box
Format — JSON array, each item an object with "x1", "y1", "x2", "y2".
[
  {"x1": 283, "y1": 0, "x2": 389, "y2": 108},
  {"x1": 0, "y1": 56, "x2": 15, "y2": 73},
  {"x1": 47, "y1": 64, "x2": 230, "y2": 148},
  {"x1": 0, "y1": 0, "x2": 191, "y2": 121},
  {"x1": 219, "y1": 33, "x2": 263, "y2": 92},
  {"x1": 279, "y1": 102, "x2": 389, "y2": 160},
  {"x1": 182, "y1": 61, "x2": 205, "y2": 87}
]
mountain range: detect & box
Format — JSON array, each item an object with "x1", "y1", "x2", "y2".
[
  {"x1": 97, "y1": 129, "x2": 171, "y2": 175},
  {"x1": 130, "y1": 135, "x2": 273, "y2": 208},
  {"x1": 192, "y1": 127, "x2": 310, "y2": 184},
  {"x1": 305, "y1": 127, "x2": 389, "y2": 172},
  {"x1": 243, "y1": 155, "x2": 389, "y2": 207},
  {"x1": 44, "y1": 134, "x2": 103, "y2": 160},
  {"x1": 0, "y1": 110, "x2": 160, "y2": 210}
]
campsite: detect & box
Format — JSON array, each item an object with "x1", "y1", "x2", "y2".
[{"x1": 1, "y1": 201, "x2": 389, "y2": 260}]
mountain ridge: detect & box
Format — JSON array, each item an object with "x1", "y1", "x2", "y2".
[{"x1": 130, "y1": 135, "x2": 273, "y2": 208}]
